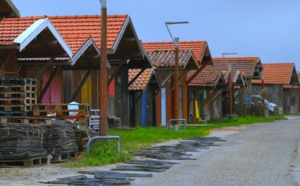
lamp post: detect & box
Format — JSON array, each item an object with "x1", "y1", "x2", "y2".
[
  {"x1": 99, "y1": 0, "x2": 108, "y2": 136},
  {"x1": 222, "y1": 53, "x2": 237, "y2": 116},
  {"x1": 261, "y1": 72, "x2": 264, "y2": 89},
  {"x1": 165, "y1": 21, "x2": 188, "y2": 127}
]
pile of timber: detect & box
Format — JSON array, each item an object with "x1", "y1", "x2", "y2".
[
  {"x1": 0, "y1": 78, "x2": 37, "y2": 116},
  {"x1": 0, "y1": 123, "x2": 47, "y2": 160},
  {"x1": 43, "y1": 120, "x2": 78, "y2": 162}
]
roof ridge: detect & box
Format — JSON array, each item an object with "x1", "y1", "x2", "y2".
[
  {"x1": 263, "y1": 63, "x2": 294, "y2": 65},
  {"x1": 2, "y1": 14, "x2": 128, "y2": 20},
  {"x1": 143, "y1": 40, "x2": 207, "y2": 44},
  {"x1": 48, "y1": 14, "x2": 128, "y2": 19},
  {"x1": 213, "y1": 57, "x2": 259, "y2": 60}
]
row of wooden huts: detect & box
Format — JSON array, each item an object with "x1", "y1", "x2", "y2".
[{"x1": 0, "y1": 0, "x2": 299, "y2": 128}]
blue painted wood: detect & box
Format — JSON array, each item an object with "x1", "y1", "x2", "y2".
[{"x1": 161, "y1": 88, "x2": 166, "y2": 126}]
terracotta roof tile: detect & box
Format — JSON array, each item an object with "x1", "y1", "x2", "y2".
[
  {"x1": 212, "y1": 57, "x2": 261, "y2": 77},
  {"x1": 187, "y1": 69, "x2": 220, "y2": 86},
  {"x1": 147, "y1": 49, "x2": 193, "y2": 68},
  {"x1": 252, "y1": 63, "x2": 295, "y2": 85},
  {"x1": 142, "y1": 41, "x2": 207, "y2": 63},
  {"x1": 0, "y1": 14, "x2": 127, "y2": 54},
  {"x1": 128, "y1": 68, "x2": 153, "y2": 91}
]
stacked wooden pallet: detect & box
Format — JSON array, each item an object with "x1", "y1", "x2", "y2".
[
  {"x1": 43, "y1": 120, "x2": 78, "y2": 163},
  {"x1": 32, "y1": 103, "x2": 91, "y2": 124},
  {"x1": 0, "y1": 77, "x2": 37, "y2": 116},
  {"x1": 0, "y1": 124, "x2": 47, "y2": 165}
]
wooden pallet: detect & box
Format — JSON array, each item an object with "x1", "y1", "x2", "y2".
[
  {"x1": 0, "y1": 98, "x2": 37, "y2": 105},
  {"x1": 0, "y1": 116, "x2": 52, "y2": 125},
  {"x1": 0, "y1": 111, "x2": 32, "y2": 117},
  {"x1": 0, "y1": 156, "x2": 48, "y2": 167},
  {"x1": 0, "y1": 78, "x2": 37, "y2": 86},
  {"x1": 51, "y1": 151, "x2": 78, "y2": 163},
  {"x1": 0, "y1": 92, "x2": 36, "y2": 99},
  {"x1": 0, "y1": 85, "x2": 36, "y2": 93},
  {"x1": 0, "y1": 105, "x2": 33, "y2": 112},
  {"x1": 32, "y1": 103, "x2": 91, "y2": 117}
]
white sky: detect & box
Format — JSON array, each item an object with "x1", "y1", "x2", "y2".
[{"x1": 11, "y1": 0, "x2": 300, "y2": 71}]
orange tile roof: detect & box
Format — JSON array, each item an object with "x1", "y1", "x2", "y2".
[
  {"x1": 212, "y1": 57, "x2": 261, "y2": 77},
  {"x1": 128, "y1": 68, "x2": 154, "y2": 91},
  {"x1": 0, "y1": 14, "x2": 127, "y2": 55},
  {"x1": 252, "y1": 63, "x2": 295, "y2": 85},
  {"x1": 142, "y1": 41, "x2": 207, "y2": 63},
  {"x1": 187, "y1": 69, "x2": 220, "y2": 86},
  {"x1": 147, "y1": 49, "x2": 195, "y2": 68}
]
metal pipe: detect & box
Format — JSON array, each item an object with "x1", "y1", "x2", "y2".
[
  {"x1": 166, "y1": 118, "x2": 186, "y2": 131},
  {"x1": 86, "y1": 136, "x2": 120, "y2": 157}
]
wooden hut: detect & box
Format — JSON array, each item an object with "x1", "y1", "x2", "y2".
[
  {"x1": 128, "y1": 68, "x2": 160, "y2": 127},
  {"x1": 0, "y1": 14, "x2": 151, "y2": 126},
  {"x1": 204, "y1": 61, "x2": 248, "y2": 117},
  {"x1": 143, "y1": 41, "x2": 213, "y2": 126},
  {"x1": 252, "y1": 63, "x2": 299, "y2": 114},
  {"x1": 187, "y1": 69, "x2": 227, "y2": 122},
  {"x1": 212, "y1": 57, "x2": 263, "y2": 93}
]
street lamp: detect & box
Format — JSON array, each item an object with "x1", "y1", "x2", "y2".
[
  {"x1": 99, "y1": 0, "x2": 108, "y2": 136},
  {"x1": 261, "y1": 72, "x2": 264, "y2": 89},
  {"x1": 222, "y1": 52, "x2": 237, "y2": 116},
  {"x1": 165, "y1": 21, "x2": 188, "y2": 129}
]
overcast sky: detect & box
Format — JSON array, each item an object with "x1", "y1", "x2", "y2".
[{"x1": 11, "y1": 0, "x2": 300, "y2": 71}]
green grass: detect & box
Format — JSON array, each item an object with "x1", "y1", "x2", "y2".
[{"x1": 62, "y1": 115, "x2": 285, "y2": 167}]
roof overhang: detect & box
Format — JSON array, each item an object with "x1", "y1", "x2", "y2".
[
  {"x1": 200, "y1": 44, "x2": 213, "y2": 66},
  {"x1": 13, "y1": 18, "x2": 72, "y2": 58},
  {"x1": 109, "y1": 16, "x2": 145, "y2": 62},
  {"x1": 0, "y1": 0, "x2": 20, "y2": 19},
  {"x1": 183, "y1": 50, "x2": 200, "y2": 70},
  {"x1": 233, "y1": 70, "x2": 247, "y2": 87},
  {"x1": 63, "y1": 37, "x2": 110, "y2": 69}
]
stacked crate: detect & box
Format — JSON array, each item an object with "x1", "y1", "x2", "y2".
[{"x1": 0, "y1": 78, "x2": 37, "y2": 116}]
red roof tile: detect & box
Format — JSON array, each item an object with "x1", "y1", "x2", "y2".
[
  {"x1": 0, "y1": 14, "x2": 127, "y2": 55},
  {"x1": 187, "y1": 69, "x2": 220, "y2": 86},
  {"x1": 252, "y1": 63, "x2": 295, "y2": 85},
  {"x1": 142, "y1": 41, "x2": 207, "y2": 63},
  {"x1": 128, "y1": 68, "x2": 154, "y2": 91},
  {"x1": 212, "y1": 57, "x2": 261, "y2": 77},
  {"x1": 147, "y1": 49, "x2": 195, "y2": 68}
]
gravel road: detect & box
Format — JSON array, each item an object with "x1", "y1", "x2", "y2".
[
  {"x1": 131, "y1": 116, "x2": 300, "y2": 186},
  {"x1": 1, "y1": 116, "x2": 300, "y2": 186}
]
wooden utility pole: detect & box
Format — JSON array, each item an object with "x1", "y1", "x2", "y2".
[
  {"x1": 99, "y1": 0, "x2": 108, "y2": 136},
  {"x1": 173, "y1": 38, "x2": 180, "y2": 122}
]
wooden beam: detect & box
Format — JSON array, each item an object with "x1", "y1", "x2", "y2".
[
  {"x1": 31, "y1": 39, "x2": 58, "y2": 45},
  {"x1": 37, "y1": 67, "x2": 58, "y2": 103},
  {"x1": 170, "y1": 70, "x2": 189, "y2": 92},
  {"x1": 69, "y1": 69, "x2": 91, "y2": 102},
  {"x1": 160, "y1": 72, "x2": 174, "y2": 87},
  {"x1": 108, "y1": 59, "x2": 127, "y2": 86},
  {"x1": 201, "y1": 89, "x2": 223, "y2": 107},
  {"x1": 128, "y1": 68, "x2": 145, "y2": 87},
  {"x1": 122, "y1": 37, "x2": 136, "y2": 41},
  {"x1": 0, "y1": 52, "x2": 12, "y2": 68},
  {"x1": 179, "y1": 70, "x2": 189, "y2": 83},
  {"x1": 186, "y1": 64, "x2": 206, "y2": 84},
  {"x1": 35, "y1": 57, "x2": 55, "y2": 81}
]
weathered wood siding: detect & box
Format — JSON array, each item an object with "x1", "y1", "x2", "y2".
[
  {"x1": 252, "y1": 84, "x2": 299, "y2": 113},
  {"x1": 115, "y1": 65, "x2": 129, "y2": 126}
]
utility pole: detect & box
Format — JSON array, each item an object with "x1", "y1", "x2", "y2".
[{"x1": 99, "y1": 0, "x2": 108, "y2": 136}]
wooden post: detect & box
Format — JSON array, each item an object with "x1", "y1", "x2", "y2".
[
  {"x1": 173, "y1": 38, "x2": 180, "y2": 123},
  {"x1": 99, "y1": 0, "x2": 108, "y2": 136}
]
